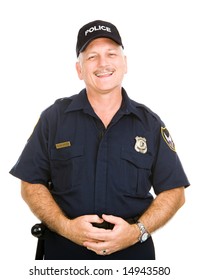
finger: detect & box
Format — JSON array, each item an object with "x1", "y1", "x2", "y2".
[
  {"x1": 86, "y1": 228, "x2": 112, "y2": 241},
  {"x1": 85, "y1": 226, "x2": 114, "y2": 243},
  {"x1": 84, "y1": 240, "x2": 109, "y2": 251},
  {"x1": 85, "y1": 241, "x2": 113, "y2": 256},
  {"x1": 102, "y1": 214, "x2": 122, "y2": 225},
  {"x1": 85, "y1": 215, "x2": 104, "y2": 224},
  {"x1": 87, "y1": 247, "x2": 111, "y2": 256}
]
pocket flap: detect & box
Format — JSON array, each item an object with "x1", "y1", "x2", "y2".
[
  {"x1": 50, "y1": 145, "x2": 84, "y2": 161},
  {"x1": 121, "y1": 148, "x2": 152, "y2": 169}
]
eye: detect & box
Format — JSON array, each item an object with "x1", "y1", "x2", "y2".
[
  {"x1": 109, "y1": 52, "x2": 117, "y2": 57},
  {"x1": 87, "y1": 54, "x2": 96, "y2": 60}
]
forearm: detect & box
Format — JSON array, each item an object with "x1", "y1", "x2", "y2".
[
  {"x1": 21, "y1": 181, "x2": 69, "y2": 237},
  {"x1": 21, "y1": 181, "x2": 106, "y2": 247},
  {"x1": 139, "y1": 187, "x2": 185, "y2": 234}
]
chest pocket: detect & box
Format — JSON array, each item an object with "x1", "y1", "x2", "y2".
[
  {"x1": 120, "y1": 148, "x2": 153, "y2": 197},
  {"x1": 50, "y1": 145, "x2": 84, "y2": 190}
]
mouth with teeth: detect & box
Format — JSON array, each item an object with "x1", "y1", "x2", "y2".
[{"x1": 95, "y1": 69, "x2": 114, "y2": 78}]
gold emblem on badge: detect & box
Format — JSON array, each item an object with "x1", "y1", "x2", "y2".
[{"x1": 134, "y1": 136, "x2": 147, "y2": 154}]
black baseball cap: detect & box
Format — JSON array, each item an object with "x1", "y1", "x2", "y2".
[{"x1": 76, "y1": 20, "x2": 124, "y2": 57}]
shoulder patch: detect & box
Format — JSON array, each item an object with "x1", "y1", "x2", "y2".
[{"x1": 161, "y1": 127, "x2": 176, "y2": 152}]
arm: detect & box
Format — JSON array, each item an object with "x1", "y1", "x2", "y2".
[
  {"x1": 21, "y1": 181, "x2": 106, "y2": 246},
  {"x1": 138, "y1": 186, "x2": 185, "y2": 234},
  {"x1": 21, "y1": 181, "x2": 67, "y2": 235},
  {"x1": 84, "y1": 186, "x2": 185, "y2": 255}
]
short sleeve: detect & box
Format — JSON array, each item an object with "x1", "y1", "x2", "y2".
[
  {"x1": 152, "y1": 123, "x2": 190, "y2": 194},
  {"x1": 9, "y1": 112, "x2": 51, "y2": 186}
]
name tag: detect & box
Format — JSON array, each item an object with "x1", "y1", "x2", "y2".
[{"x1": 55, "y1": 141, "x2": 71, "y2": 149}]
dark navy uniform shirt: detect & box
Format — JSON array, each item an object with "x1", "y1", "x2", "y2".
[{"x1": 10, "y1": 88, "x2": 189, "y2": 220}]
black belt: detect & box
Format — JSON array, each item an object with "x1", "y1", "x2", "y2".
[{"x1": 92, "y1": 217, "x2": 139, "y2": 230}]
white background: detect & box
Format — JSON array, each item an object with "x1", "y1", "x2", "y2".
[{"x1": 0, "y1": 0, "x2": 197, "y2": 278}]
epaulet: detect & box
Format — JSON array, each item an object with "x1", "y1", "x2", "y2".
[
  {"x1": 53, "y1": 94, "x2": 78, "y2": 111},
  {"x1": 40, "y1": 95, "x2": 76, "y2": 118},
  {"x1": 54, "y1": 94, "x2": 77, "y2": 105},
  {"x1": 134, "y1": 100, "x2": 162, "y2": 123}
]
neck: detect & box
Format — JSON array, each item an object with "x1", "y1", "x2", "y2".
[{"x1": 86, "y1": 88, "x2": 122, "y2": 127}]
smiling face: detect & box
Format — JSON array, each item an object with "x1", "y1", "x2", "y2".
[{"x1": 76, "y1": 38, "x2": 127, "y2": 95}]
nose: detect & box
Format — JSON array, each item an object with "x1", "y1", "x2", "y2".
[{"x1": 97, "y1": 54, "x2": 109, "y2": 67}]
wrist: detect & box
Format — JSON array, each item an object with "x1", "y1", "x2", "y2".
[
  {"x1": 56, "y1": 214, "x2": 71, "y2": 238},
  {"x1": 136, "y1": 220, "x2": 150, "y2": 243}
]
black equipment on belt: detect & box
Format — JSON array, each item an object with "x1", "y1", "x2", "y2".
[{"x1": 31, "y1": 223, "x2": 47, "y2": 260}]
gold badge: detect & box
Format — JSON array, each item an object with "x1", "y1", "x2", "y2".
[{"x1": 134, "y1": 136, "x2": 147, "y2": 154}]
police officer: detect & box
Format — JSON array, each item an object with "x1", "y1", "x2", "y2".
[{"x1": 10, "y1": 20, "x2": 190, "y2": 260}]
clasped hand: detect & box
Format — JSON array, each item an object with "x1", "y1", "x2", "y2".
[{"x1": 64, "y1": 214, "x2": 139, "y2": 256}]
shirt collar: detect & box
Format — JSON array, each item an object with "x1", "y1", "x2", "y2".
[
  {"x1": 64, "y1": 89, "x2": 93, "y2": 114},
  {"x1": 64, "y1": 88, "x2": 143, "y2": 120},
  {"x1": 119, "y1": 88, "x2": 142, "y2": 120}
]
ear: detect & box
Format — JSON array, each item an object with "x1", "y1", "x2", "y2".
[
  {"x1": 124, "y1": 55, "x2": 128, "y2": 74},
  {"x1": 76, "y1": 61, "x2": 83, "y2": 80}
]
